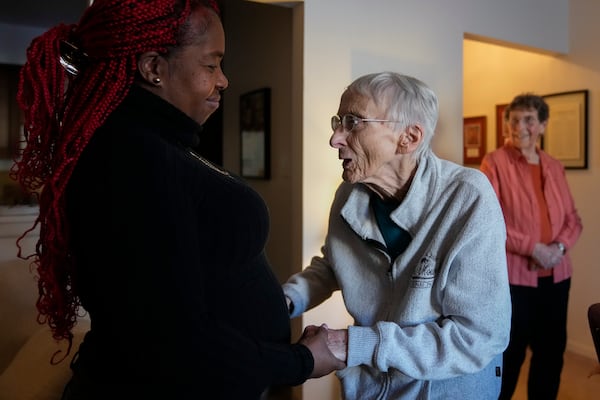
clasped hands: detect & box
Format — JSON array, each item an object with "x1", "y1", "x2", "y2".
[
  {"x1": 531, "y1": 242, "x2": 564, "y2": 270},
  {"x1": 297, "y1": 324, "x2": 347, "y2": 378}
]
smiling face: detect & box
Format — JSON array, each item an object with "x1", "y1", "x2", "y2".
[
  {"x1": 506, "y1": 107, "x2": 546, "y2": 152},
  {"x1": 158, "y1": 8, "x2": 228, "y2": 125},
  {"x1": 329, "y1": 91, "x2": 402, "y2": 184}
]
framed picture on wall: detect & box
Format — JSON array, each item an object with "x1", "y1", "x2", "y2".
[
  {"x1": 240, "y1": 87, "x2": 271, "y2": 179},
  {"x1": 463, "y1": 116, "x2": 487, "y2": 165},
  {"x1": 0, "y1": 64, "x2": 22, "y2": 164},
  {"x1": 541, "y1": 90, "x2": 588, "y2": 169}
]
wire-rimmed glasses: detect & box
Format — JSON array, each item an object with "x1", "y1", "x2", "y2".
[
  {"x1": 508, "y1": 115, "x2": 540, "y2": 128},
  {"x1": 331, "y1": 114, "x2": 401, "y2": 132}
]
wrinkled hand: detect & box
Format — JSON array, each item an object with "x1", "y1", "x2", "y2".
[
  {"x1": 299, "y1": 324, "x2": 346, "y2": 378},
  {"x1": 326, "y1": 328, "x2": 348, "y2": 363},
  {"x1": 532, "y1": 242, "x2": 563, "y2": 269}
]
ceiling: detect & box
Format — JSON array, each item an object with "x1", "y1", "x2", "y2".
[{"x1": 0, "y1": 0, "x2": 89, "y2": 28}]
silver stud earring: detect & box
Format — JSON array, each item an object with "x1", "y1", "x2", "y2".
[{"x1": 153, "y1": 77, "x2": 161, "y2": 84}]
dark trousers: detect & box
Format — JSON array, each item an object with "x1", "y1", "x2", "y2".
[{"x1": 499, "y1": 277, "x2": 570, "y2": 400}]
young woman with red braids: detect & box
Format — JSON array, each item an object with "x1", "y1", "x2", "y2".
[{"x1": 12, "y1": 0, "x2": 344, "y2": 398}]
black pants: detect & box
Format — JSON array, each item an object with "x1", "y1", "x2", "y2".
[{"x1": 499, "y1": 277, "x2": 570, "y2": 400}]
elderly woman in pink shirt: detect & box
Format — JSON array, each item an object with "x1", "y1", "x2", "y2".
[{"x1": 480, "y1": 93, "x2": 583, "y2": 400}]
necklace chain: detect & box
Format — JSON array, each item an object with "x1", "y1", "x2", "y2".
[{"x1": 187, "y1": 150, "x2": 230, "y2": 177}]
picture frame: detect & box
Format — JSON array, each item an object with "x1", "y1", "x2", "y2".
[
  {"x1": 495, "y1": 103, "x2": 508, "y2": 149},
  {"x1": 240, "y1": 87, "x2": 271, "y2": 179},
  {"x1": 463, "y1": 116, "x2": 487, "y2": 165},
  {"x1": 0, "y1": 64, "x2": 22, "y2": 167},
  {"x1": 541, "y1": 90, "x2": 588, "y2": 169}
]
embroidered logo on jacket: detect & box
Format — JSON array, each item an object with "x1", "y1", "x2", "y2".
[{"x1": 411, "y1": 255, "x2": 435, "y2": 288}]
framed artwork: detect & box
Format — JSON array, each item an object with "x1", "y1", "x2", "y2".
[
  {"x1": 0, "y1": 64, "x2": 22, "y2": 167},
  {"x1": 240, "y1": 87, "x2": 271, "y2": 179},
  {"x1": 541, "y1": 90, "x2": 588, "y2": 169},
  {"x1": 463, "y1": 116, "x2": 487, "y2": 165},
  {"x1": 495, "y1": 103, "x2": 508, "y2": 149}
]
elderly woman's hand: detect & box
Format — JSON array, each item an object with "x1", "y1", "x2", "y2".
[
  {"x1": 326, "y1": 328, "x2": 348, "y2": 363},
  {"x1": 532, "y1": 242, "x2": 563, "y2": 269},
  {"x1": 299, "y1": 324, "x2": 346, "y2": 377}
]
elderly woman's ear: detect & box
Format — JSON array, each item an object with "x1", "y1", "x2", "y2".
[{"x1": 397, "y1": 124, "x2": 423, "y2": 154}]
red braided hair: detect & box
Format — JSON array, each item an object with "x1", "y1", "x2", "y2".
[{"x1": 10, "y1": 0, "x2": 221, "y2": 361}]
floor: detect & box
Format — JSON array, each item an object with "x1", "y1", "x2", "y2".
[{"x1": 512, "y1": 350, "x2": 600, "y2": 400}]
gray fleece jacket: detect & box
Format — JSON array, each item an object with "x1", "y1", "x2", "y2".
[{"x1": 283, "y1": 151, "x2": 511, "y2": 399}]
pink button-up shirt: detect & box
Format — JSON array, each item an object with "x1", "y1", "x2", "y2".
[{"x1": 481, "y1": 145, "x2": 583, "y2": 287}]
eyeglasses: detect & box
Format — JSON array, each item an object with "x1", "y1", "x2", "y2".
[
  {"x1": 508, "y1": 116, "x2": 539, "y2": 127},
  {"x1": 331, "y1": 114, "x2": 401, "y2": 132}
]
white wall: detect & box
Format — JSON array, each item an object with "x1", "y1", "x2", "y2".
[
  {"x1": 0, "y1": 23, "x2": 44, "y2": 65},
  {"x1": 302, "y1": 0, "x2": 573, "y2": 398}
]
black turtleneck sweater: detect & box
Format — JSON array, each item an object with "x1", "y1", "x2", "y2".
[{"x1": 65, "y1": 85, "x2": 312, "y2": 398}]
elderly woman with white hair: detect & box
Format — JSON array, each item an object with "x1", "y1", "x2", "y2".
[{"x1": 284, "y1": 72, "x2": 511, "y2": 399}]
